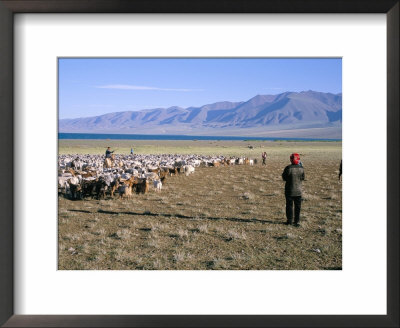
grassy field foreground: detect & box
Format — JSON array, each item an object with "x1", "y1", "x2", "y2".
[{"x1": 58, "y1": 140, "x2": 342, "y2": 270}]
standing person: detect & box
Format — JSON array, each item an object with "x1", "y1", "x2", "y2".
[
  {"x1": 338, "y1": 160, "x2": 342, "y2": 181},
  {"x1": 130, "y1": 147, "x2": 134, "y2": 155},
  {"x1": 262, "y1": 152, "x2": 267, "y2": 165},
  {"x1": 105, "y1": 147, "x2": 114, "y2": 158},
  {"x1": 282, "y1": 153, "x2": 305, "y2": 227}
]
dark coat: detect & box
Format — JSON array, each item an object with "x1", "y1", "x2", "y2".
[
  {"x1": 282, "y1": 164, "x2": 305, "y2": 196},
  {"x1": 105, "y1": 150, "x2": 114, "y2": 158}
]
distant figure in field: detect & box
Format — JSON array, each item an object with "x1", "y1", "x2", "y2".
[
  {"x1": 338, "y1": 160, "x2": 342, "y2": 181},
  {"x1": 105, "y1": 147, "x2": 114, "y2": 158},
  {"x1": 130, "y1": 148, "x2": 134, "y2": 155},
  {"x1": 262, "y1": 152, "x2": 267, "y2": 165},
  {"x1": 282, "y1": 153, "x2": 305, "y2": 227}
]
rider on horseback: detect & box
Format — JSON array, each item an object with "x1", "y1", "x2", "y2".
[{"x1": 105, "y1": 147, "x2": 114, "y2": 158}]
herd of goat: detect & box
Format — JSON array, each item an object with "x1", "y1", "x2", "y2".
[{"x1": 58, "y1": 153, "x2": 256, "y2": 200}]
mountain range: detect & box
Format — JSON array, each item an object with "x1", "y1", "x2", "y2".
[{"x1": 59, "y1": 90, "x2": 342, "y2": 139}]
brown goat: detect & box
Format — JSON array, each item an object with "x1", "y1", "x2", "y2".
[
  {"x1": 67, "y1": 168, "x2": 77, "y2": 176},
  {"x1": 81, "y1": 171, "x2": 96, "y2": 178},
  {"x1": 135, "y1": 178, "x2": 149, "y2": 194},
  {"x1": 119, "y1": 180, "x2": 133, "y2": 199},
  {"x1": 110, "y1": 179, "x2": 120, "y2": 197},
  {"x1": 159, "y1": 170, "x2": 168, "y2": 185}
]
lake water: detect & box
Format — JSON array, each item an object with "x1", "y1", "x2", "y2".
[{"x1": 59, "y1": 133, "x2": 341, "y2": 142}]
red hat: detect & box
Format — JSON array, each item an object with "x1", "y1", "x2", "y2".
[{"x1": 290, "y1": 153, "x2": 300, "y2": 165}]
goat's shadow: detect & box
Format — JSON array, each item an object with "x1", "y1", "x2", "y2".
[
  {"x1": 68, "y1": 208, "x2": 285, "y2": 225},
  {"x1": 69, "y1": 209, "x2": 91, "y2": 213}
]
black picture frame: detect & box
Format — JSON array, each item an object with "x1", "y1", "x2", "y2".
[{"x1": 0, "y1": 1, "x2": 398, "y2": 327}]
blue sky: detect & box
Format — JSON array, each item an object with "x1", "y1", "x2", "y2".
[{"x1": 59, "y1": 58, "x2": 342, "y2": 119}]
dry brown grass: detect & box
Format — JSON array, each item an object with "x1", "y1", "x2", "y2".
[{"x1": 58, "y1": 141, "x2": 342, "y2": 270}]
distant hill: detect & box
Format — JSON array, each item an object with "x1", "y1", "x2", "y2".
[{"x1": 59, "y1": 91, "x2": 342, "y2": 139}]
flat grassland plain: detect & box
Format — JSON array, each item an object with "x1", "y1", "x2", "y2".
[{"x1": 58, "y1": 140, "x2": 342, "y2": 270}]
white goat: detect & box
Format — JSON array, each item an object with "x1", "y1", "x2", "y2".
[{"x1": 153, "y1": 179, "x2": 162, "y2": 192}]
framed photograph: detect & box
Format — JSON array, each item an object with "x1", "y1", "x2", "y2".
[
  {"x1": 57, "y1": 57, "x2": 343, "y2": 271},
  {"x1": 0, "y1": 1, "x2": 398, "y2": 327}
]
